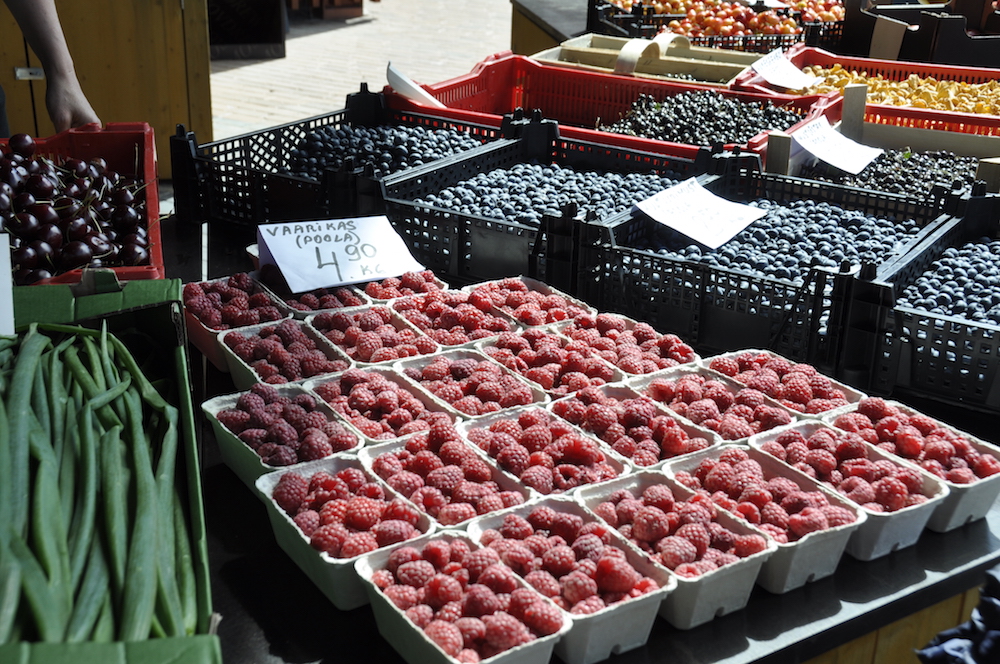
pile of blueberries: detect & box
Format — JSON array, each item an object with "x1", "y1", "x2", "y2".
[
  {"x1": 599, "y1": 90, "x2": 803, "y2": 146},
  {"x1": 413, "y1": 162, "x2": 683, "y2": 227},
  {"x1": 626, "y1": 198, "x2": 922, "y2": 283},
  {"x1": 282, "y1": 124, "x2": 483, "y2": 180},
  {"x1": 897, "y1": 241, "x2": 1000, "y2": 325},
  {"x1": 798, "y1": 148, "x2": 981, "y2": 200}
]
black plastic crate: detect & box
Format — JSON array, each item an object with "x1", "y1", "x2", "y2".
[
  {"x1": 375, "y1": 115, "x2": 728, "y2": 286},
  {"x1": 170, "y1": 86, "x2": 504, "y2": 228},
  {"x1": 591, "y1": 169, "x2": 964, "y2": 371},
  {"x1": 858, "y1": 194, "x2": 1000, "y2": 411}
]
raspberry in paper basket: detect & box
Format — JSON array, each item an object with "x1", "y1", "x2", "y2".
[
  {"x1": 400, "y1": 355, "x2": 536, "y2": 416},
  {"x1": 184, "y1": 273, "x2": 286, "y2": 330},
  {"x1": 561, "y1": 313, "x2": 696, "y2": 374},
  {"x1": 550, "y1": 391, "x2": 712, "y2": 467},
  {"x1": 643, "y1": 372, "x2": 794, "y2": 440},
  {"x1": 679, "y1": 448, "x2": 856, "y2": 544},
  {"x1": 311, "y1": 369, "x2": 449, "y2": 439},
  {"x1": 373, "y1": 535, "x2": 565, "y2": 660},
  {"x1": 758, "y1": 426, "x2": 935, "y2": 512},
  {"x1": 591, "y1": 483, "x2": 762, "y2": 576},
  {"x1": 467, "y1": 278, "x2": 592, "y2": 325},
  {"x1": 225, "y1": 319, "x2": 348, "y2": 383},
  {"x1": 708, "y1": 352, "x2": 850, "y2": 415},
  {"x1": 832, "y1": 397, "x2": 1000, "y2": 483},
  {"x1": 311, "y1": 305, "x2": 439, "y2": 363},
  {"x1": 371, "y1": 429, "x2": 525, "y2": 526},
  {"x1": 363, "y1": 270, "x2": 444, "y2": 299},
  {"x1": 391, "y1": 290, "x2": 513, "y2": 346},
  {"x1": 214, "y1": 383, "x2": 361, "y2": 465},
  {"x1": 476, "y1": 507, "x2": 660, "y2": 615},
  {"x1": 463, "y1": 407, "x2": 620, "y2": 494}
]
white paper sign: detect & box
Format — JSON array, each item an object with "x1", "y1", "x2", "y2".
[
  {"x1": 791, "y1": 116, "x2": 884, "y2": 175},
  {"x1": 752, "y1": 49, "x2": 821, "y2": 90},
  {"x1": 256, "y1": 215, "x2": 425, "y2": 294},
  {"x1": 1, "y1": 234, "x2": 13, "y2": 335},
  {"x1": 634, "y1": 178, "x2": 767, "y2": 249}
]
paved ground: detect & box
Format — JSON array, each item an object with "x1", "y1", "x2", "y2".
[{"x1": 210, "y1": 0, "x2": 514, "y2": 139}]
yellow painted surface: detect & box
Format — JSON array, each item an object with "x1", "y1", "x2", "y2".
[{"x1": 511, "y1": 7, "x2": 559, "y2": 56}]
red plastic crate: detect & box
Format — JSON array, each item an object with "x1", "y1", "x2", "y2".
[
  {"x1": 3, "y1": 122, "x2": 162, "y2": 284},
  {"x1": 733, "y1": 44, "x2": 1000, "y2": 137},
  {"x1": 384, "y1": 51, "x2": 840, "y2": 165}
]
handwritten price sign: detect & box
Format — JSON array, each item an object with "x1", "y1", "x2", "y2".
[{"x1": 256, "y1": 216, "x2": 424, "y2": 294}]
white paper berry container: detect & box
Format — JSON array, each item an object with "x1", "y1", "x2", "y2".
[
  {"x1": 255, "y1": 455, "x2": 435, "y2": 611},
  {"x1": 550, "y1": 311, "x2": 702, "y2": 376},
  {"x1": 360, "y1": 272, "x2": 451, "y2": 303},
  {"x1": 628, "y1": 365, "x2": 801, "y2": 445},
  {"x1": 255, "y1": 276, "x2": 371, "y2": 320},
  {"x1": 576, "y1": 470, "x2": 777, "y2": 630},
  {"x1": 304, "y1": 366, "x2": 462, "y2": 446},
  {"x1": 475, "y1": 329, "x2": 627, "y2": 397},
  {"x1": 662, "y1": 445, "x2": 867, "y2": 594},
  {"x1": 749, "y1": 420, "x2": 950, "y2": 561},
  {"x1": 454, "y1": 405, "x2": 632, "y2": 500},
  {"x1": 699, "y1": 349, "x2": 866, "y2": 421},
  {"x1": 358, "y1": 437, "x2": 533, "y2": 530},
  {"x1": 354, "y1": 529, "x2": 573, "y2": 664},
  {"x1": 389, "y1": 291, "x2": 521, "y2": 350},
  {"x1": 824, "y1": 400, "x2": 1000, "y2": 533},
  {"x1": 461, "y1": 276, "x2": 597, "y2": 327},
  {"x1": 466, "y1": 496, "x2": 676, "y2": 664},
  {"x1": 219, "y1": 318, "x2": 354, "y2": 391},
  {"x1": 305, "y1": 304, "x2": 440, "y2": 367},
  {"x1": 547, "y1": 383, "x2": 722, "y2": 472},
  {"x1": 393, "y1": 348, "x2": 550, "y2": 420},
  {"x1": 202, "y1": 383, "x2": 365, "y2": 490},
  {"x1": 184, "y1": 274, "x2": 295, "y2": 372}
]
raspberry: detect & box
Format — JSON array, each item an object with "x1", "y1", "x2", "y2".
[
  {"x1": 478, "y1": 564, "x2": 520, "y2": 594},
  {"x1": 872, "y1": 476, "x2": 908, "y2": 512},
  {"x1": 271, "y1": 472, "x2": 309, "y2": 515},
  {"x1": 733, "y1": 534, "x2": 768, "y2": 557},
  {"x1": 374, "y1": 520, "x2": 418, "y2": 547},
  {"x1": 561, "y1": 571, "x2": 598, "y2": 605},
  {"x1": 483, "y1": 612, "x2": 531, "y2": 650},
  {"x1": 343, "y1": 496, "x2": 385, "y2": 530},
  {"x1": 594, "y1": 555, "x2": 639, "y2": 593},
  {"x1": 310, "y1": 523, "x2": 347, "y2": 556},
  {"x1": 522, "y1": 600, "x2": 563, "y2": 636},
  {"x1": 570, "y1": 596, "x2": 606, "y2": 615},
  {"x1": 462, "y1": 583, "x2": 501, "y2": 617},
  {"x1": 788, "y1": 507, "x2": 830, "y2": 540},
  {"x1": 425, "y1": 620, "x2": 463, "y2": 657}
]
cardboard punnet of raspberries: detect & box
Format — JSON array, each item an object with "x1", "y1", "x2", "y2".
[
  {"x1": 464, "y1": 276, "x2": 595, "y2": 327},
  {"x1": 556, "y1": 312, "x2": 698, "y2": 375},
  {"x1": 359, "y1": 423, "x2": 531, "y2": 529},
  {"x1": 355, "y1": 531, "x2": 572, "y2": 663},
  {"x1": 309, "y1": 304, "x2": 440, "y2": 364},
  {"x1": 398, "y1": 349, "x2": 547, "y2": 418},
  {"x1": 706, "y1": 350, "x2": 863, "y2": 417},
  {"x1": 634, "y1": 365, "x2": 798, "y2": 443},
  {"x1": 457, "y1": 405, "x2": 629, "y2": 496},
  {"x1": 391, "y1": 290, "x2": 516, "y2": 347}
]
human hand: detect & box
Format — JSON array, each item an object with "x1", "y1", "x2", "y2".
[{"x1": 45, "y1": 71, "x2": 100, "y2": 132}]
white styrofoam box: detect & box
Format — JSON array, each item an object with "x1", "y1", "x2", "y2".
[
  {"x1": 389, "y1": 291, "x2": 521, "y2": 350},
  {"x1": 255, "y1": 455, "x2": 434, "y2": 610},
  {"x1": 749, "y1": 420, "x2": 950, "y2": 561},
  {"x1": 256, "y1": 279, "x2": 371, "y2": 320},
  {"x1": 462, "y1": 276, "x2": 597, "y2": 327},
  {"x1": 662, "y1": 445, "x2": 867, "y2": 594},
  {"x1": 548, "y1": 383, "x2": 722, "y2": 471},
  {"x1": 466, "y1": 496, "x2": 675, "y2": 664},
  {"x1": 303, "y1": 366, "x2": 462, "y2": 446},
  {"x1": 357, "y1": 437, "x2": 532, "y2": 530},
  {"x1": 360, "y1": 272, "x2": 450, "y2": 303},
  {"x1": 699, "y1": 349, "x2": 866, "y2": 421},
  {"x1": 576, "y1": 471, "x2": 777, "y2": 630},
  {"x1": 628, "y1": 365, "x2": 800, "y2": 444},
  {"x1": 305, "y1": 304, "x2": 439, "y2": 367},
  {"x1": 355, "y1": 530, "x2": 573, "y2": 664},
  {"x1": 474, "y1": 328, "x2": 626, "y2": 398},
  {"x1": 394, "y1": 348, "x2": 550, "y2": 419},
  {"x1": 202, "y1": 383, "x2": 364, "y2": 490},
  {"x1": 551, "y1": 311, "x2": 701, "y2": 377},
  {"x1": 184, "y1": 274, "x2": 294, "y2": 372},
  {"x1": 825, "y1": 400, "x2": 1000, "y2": 533},
  {"x1": 454, "y1": 405, "x2": 631, "y2": 500},
  {"x1": 219, "y1": 318, "x2": 353, "y2": 391}
]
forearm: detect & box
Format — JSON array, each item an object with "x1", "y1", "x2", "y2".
[{"x1": 3, "y1": 0, "x2": 77, "y2": 79}]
